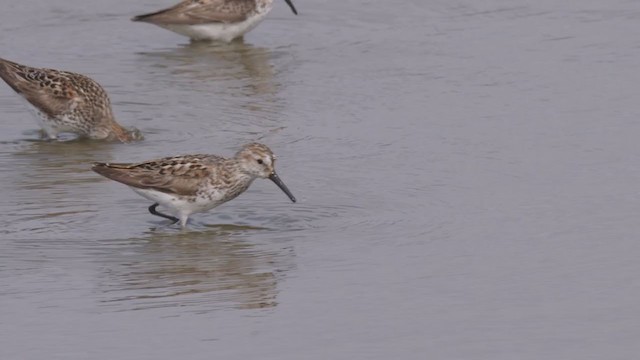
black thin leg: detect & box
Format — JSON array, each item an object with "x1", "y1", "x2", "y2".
[{"x1": 148, "y1": 203, "x2": 179, "y2": 223}]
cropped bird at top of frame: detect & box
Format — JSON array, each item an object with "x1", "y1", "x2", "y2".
[{"x1": 132, "y1": 0, "x2": 298, "y2": 42}]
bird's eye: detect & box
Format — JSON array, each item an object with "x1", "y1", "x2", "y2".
[{"x1": 257, "y1": 159, "x2": 264, "y2": 164}]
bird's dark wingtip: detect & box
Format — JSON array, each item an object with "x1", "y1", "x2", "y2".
[
  {"x1": 131, "y1": 8, "x2": 168, "y2": 23},
  {"x1": 91, "y1": 162, "x2": 109, "y2": 172}
]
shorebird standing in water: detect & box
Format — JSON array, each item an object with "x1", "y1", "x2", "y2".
[
  {"x1": 131, "y1": 0, "x2": 298, "y2": 42},
  {"x1": 92, "y1": 143, "x2": 297, "y2": 228},
  {"x1": 0, "y1": 58, "x2": 141, "y2": 142}
]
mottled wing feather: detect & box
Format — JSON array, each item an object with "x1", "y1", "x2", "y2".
[
  {"x1": 92, "y1": 155, "x2": 224, "y2": 196},
  {"x1": 132, "y1": 0, "x2": 254, "y2": 24},
  {"x1": 0, "y1": 58, "x2": 81, "y2": 118}
]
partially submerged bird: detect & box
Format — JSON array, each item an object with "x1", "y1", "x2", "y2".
[
  {"x1": 0, "y1": 57, "x2": 141, "y2": 142},
  {"x1": 92, "y1": 143, "x2": 296, "y2": 228},
  {"x1": 131, "y1": 0, "x2": 298, "y2": 42}
]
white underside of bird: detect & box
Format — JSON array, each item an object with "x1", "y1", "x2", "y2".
[
  {"x1": 132, "y1": 187, "x2": 232, "y2": 227},
  {"x1": 162, "y1": 10, "x2": 271, "y2": 42}
]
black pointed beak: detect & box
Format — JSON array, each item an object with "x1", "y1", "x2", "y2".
[
  {"x1": 284, "y1": 0, "x2": 298, "y2": 15},
  {"x1": 269, "y1": 172, "x2": 296, "y2": 203}
]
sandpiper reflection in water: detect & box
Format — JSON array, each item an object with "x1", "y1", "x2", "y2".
[{"x1": 96, "y1": 229, "x2": 296, "y2": 312}]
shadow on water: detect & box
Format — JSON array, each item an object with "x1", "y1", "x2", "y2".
[
  {"x1": 95, "y1": 227, "x2": 296, "y2": 313},
  {"x1": 141, "y1": 41, "x2": 288, "y2": 117},
  {"x1": 0, "y1": 138, "x2": 125, "y2": 235},
  {"x1": 137, "y1": 40, "x2": 281, "y2": 96},
  {"x1": 148, "y1": 222, "x2": 271, "y2": 232},
  {"x1": 129, "y1": 40, "x2": 292, "y2": 142},
  {"x1": 6, "y1": 138, "x2": 118, "y2": 186}
]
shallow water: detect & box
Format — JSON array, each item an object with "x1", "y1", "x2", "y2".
[{"x1": 2, "y1": 0, "x2": 640, "y2": 358}]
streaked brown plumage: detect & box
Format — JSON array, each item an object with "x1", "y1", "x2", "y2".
[
  {"x1": 92, "y1": 143, "x2": 296, "y2": 228},
  {"x1": 132, "y1": 0, "x2": 298, "y2": 42},
  {"x1": 133, "y1": 0, "x2": 256, "y2": 24},
  {"x1": 0, "y1": 57, "x2": 141, "y2": 142}
]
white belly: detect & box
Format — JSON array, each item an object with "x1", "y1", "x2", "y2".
[
  {"x1": 22, "y1": 100, "x2": 78, "y2": 139},
  {"x1": 131, "y1": 187, "x2": 224, "y2": 217},
  {"x1": 163, "y1": 11, "x2": 271, "y2": 42}
]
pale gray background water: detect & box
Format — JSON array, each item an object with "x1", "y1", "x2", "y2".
[{"x1": 1, "y1": 0, "x2": 640, "y2": 358}]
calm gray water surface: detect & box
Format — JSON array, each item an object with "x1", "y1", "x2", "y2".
[{"x1": 2, "y1": 0, "x2": 640, "y2": 359}]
